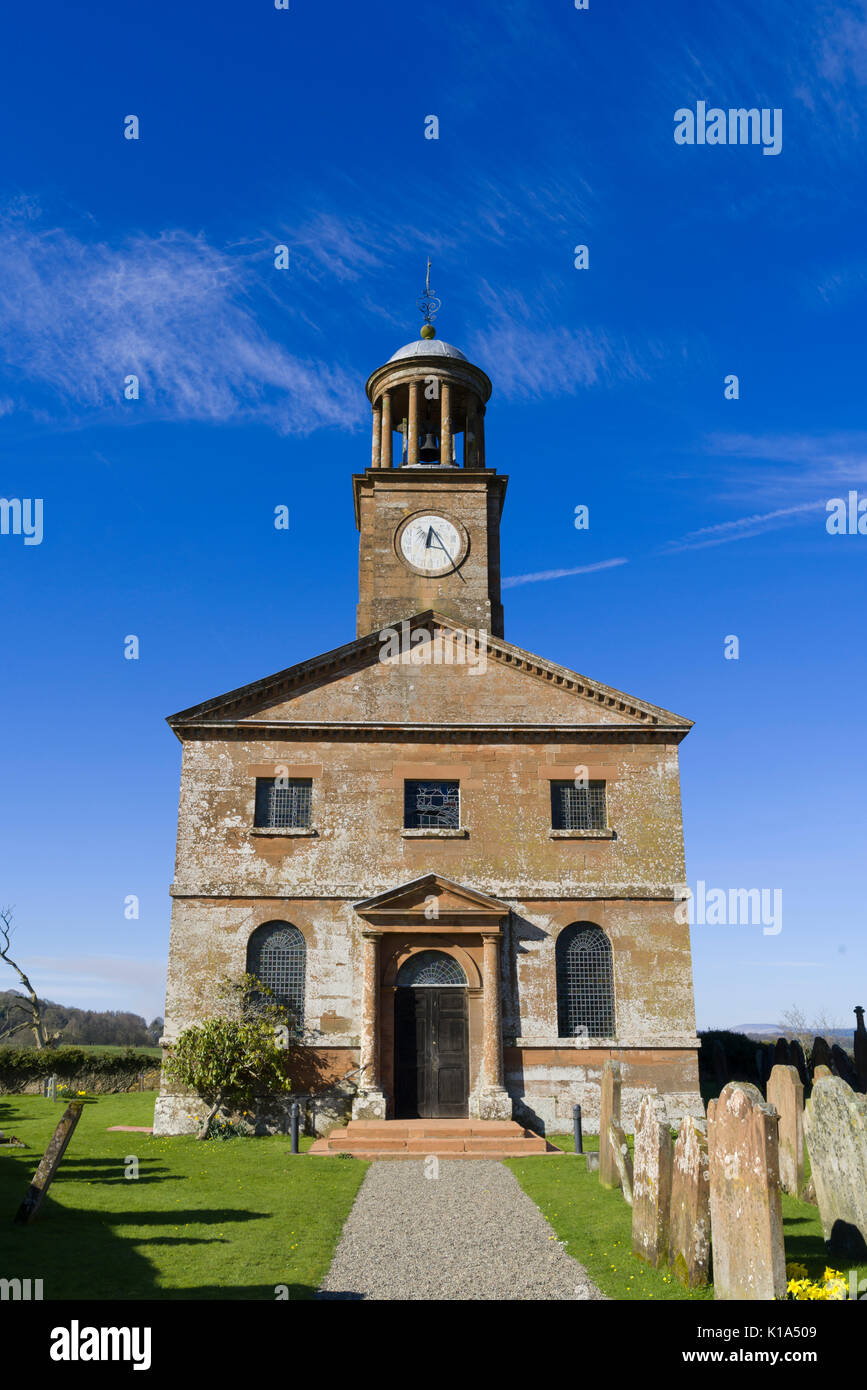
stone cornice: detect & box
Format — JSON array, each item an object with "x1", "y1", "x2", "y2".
[{"x1": 352, "y1": 467, "x2": 508, "y2": 530}]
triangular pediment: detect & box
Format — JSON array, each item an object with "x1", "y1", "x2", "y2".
[
  {"x1": 354, "y1": 874, "x2": 508, "y2": 929},
  {"x1": 167, "y1": 612, "x2": 692, "y2": 738}
]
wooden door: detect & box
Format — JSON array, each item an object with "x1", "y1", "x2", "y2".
[{"x1": 395, "y1": 988, "x2": 468, "y2": 1118}]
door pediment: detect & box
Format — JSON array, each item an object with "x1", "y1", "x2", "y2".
[{"x1": 354, "y1": 873, "x2": 507, "y2": 932}]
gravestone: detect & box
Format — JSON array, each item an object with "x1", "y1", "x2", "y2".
[
  {"x1": 669, "y1": 1114, "x2": 710, "y2": 1287},
  {"x1": 855, "y1": 1006, "x2": 867, "y2": 1092},
  {"x1": 15, "y1": 1100, "x2": 84, "y2": 1224},
  {"x1": 830, "y1": 1044, "x2": 859, "y2": 1090},
  {"x1": 755, "y1": 1047, "x2": 769, "y2": 1086},
  {"x1": 803, "y1": 1075, "x2": 867, "y2": 1258},
  {"x1": 632, "y1": 1093, "x2": 673, "y2": 1266},
  {"x1": 712, "y1": 1039, "x2": 728, "y2": 1086},
  {"x1": 609, "y1": 1121, "x2": 633, "y2": 1205},
  {"x1": 811, "y1": 1036, "x2": 833, "y2": 1075},
  {"x1": 789, "y1": 1038, "x2": 809, "y2": 1089},
  {"x1": 47, "y1": 1074, "x2": 57, "y2": 1102},
  {"x1": 599, "y1": 1059, "x2": 622, "y2": 1190},
  {"x1": 766, "y1": 1064, "x2": 804, "y2": 1196},
  {"x1": 773, "y1": 1037, "x2": 791, "y2": 1067},
  {"x1": 707, "y1": 1082, "x2": 786, "y2": 1300},
  {"x1": 813, "y1": 1064, "x2": 832, "y2": 1081}
]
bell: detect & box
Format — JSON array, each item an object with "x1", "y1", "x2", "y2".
[{"x1": 418, "y1": 431, "x2": 439, "y2": 463}]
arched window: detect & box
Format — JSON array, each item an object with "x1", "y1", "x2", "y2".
[
  {"x1": 396, "y1": 950, "x2": 467, "y2": 987},
  {"x1": 246, "y1": 922, "x2": 306, "y2": 1024},
  {"x1": 556, "y1": 924, "x2": 614, "y2": 1037}
]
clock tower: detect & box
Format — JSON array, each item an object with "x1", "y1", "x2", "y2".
[{"x1": 353, "y1": 278, "x2": 507, "y2": 638}]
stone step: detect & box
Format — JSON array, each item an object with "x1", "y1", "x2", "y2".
[
  {"x1": 308, "y1": 1128, "x2": 560, "y2": 1158},
  {"x1": 308, "y1": 1147, "x2": 564, "y2": 1161}
]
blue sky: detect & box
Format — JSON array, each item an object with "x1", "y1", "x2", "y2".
[{"x1": 1, "y1": 0, "x2": 865, "y2": 1031}]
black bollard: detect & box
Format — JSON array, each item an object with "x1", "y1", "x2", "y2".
[
  {"x1": 573, "y1": 1103, "x2": 583, "y2": 1154},
  {"x1": 290, "y1": 1102, "x2": 300, "y2": 1155}
]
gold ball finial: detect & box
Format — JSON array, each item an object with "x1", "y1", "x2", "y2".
[{"x1": 420, "y1": 323, "x2": 436, "y2": 340}]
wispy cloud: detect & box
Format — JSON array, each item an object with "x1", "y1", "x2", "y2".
[
  {"x1": 467, "y1": 281, "x2": 650, "y2": 401},
  {"x1": 0, "y1": 201, "x2": 362, "y2": 434},
  {"x1": 503, "y1": 557, "x2": 629, "y2": 589},
  {"x1": 659, "y1": 500, "x2": 827, "y2": 553},
  {"x1": 701, "y1": 431, "x2": 867, "y2": 501}
]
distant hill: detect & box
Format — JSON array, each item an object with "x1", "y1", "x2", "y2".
[
  {"x1": 727, "y1": 1023, "x2": 852, "y2": 1043},
  {"x1": 0, "y1": 990, "x2": 162, "y2": 1049}
]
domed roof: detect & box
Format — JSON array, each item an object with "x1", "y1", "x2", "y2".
[{"x1": 388, "y1": 338, "x2": 468, "y2": 363}]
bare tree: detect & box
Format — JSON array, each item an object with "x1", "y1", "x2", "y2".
[
  {"x1": 0, "y1": 907, "x2": 59, "y2": 1049},
  {"x1": 779, "y1": 1004, "x2": 844, "y2": 1051}
]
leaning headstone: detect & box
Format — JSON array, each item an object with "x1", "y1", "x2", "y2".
[
  {"x1": 766, "y1": 1064, "x2": 804, "y2": 1196},
  {"x1": 755, "y1": 1047, "x2": 769, "y2": 1086},
  {"x1": 811, "y1": 1036, "x2": 833, "y2": 1075},
  {"x1": 803, "y1": 1076, "x2": 867, "y2": 1259},
  {"x1": 774, "y1": 1037, "x2": 791, "y2": 1067},
  {"x1": 855, "y1": 1006, "x2": 867, "y2": 1092},
  {"x1": 14, "y1": 1100, "x2": 84, "y2": 1224},
  {"x1": 632, "y1": 1093, "x2": 673, "y2": 1266},
  {"x1": 830, "y1": 1044, "x2": 859, "y2": 1090},
  {"x1": 598, "y1": 1059, "x2": 622, "y2": 1190},
  {"x1": 609, "y1": 1121, "x2": 633, "y2": 1205},
  {"x1": 669, "y1": 1114, "x2": 710, "y2": 1287},
  {"x1": 712, "y1": 1039, "x2": 728, "y2": 1086},
  {"x1": 707, "y1": 1082, "x2": 786, "y2": 1300},
  {"x1": 789, "y1": 1038, "x2": 809, "y2": 1089}
]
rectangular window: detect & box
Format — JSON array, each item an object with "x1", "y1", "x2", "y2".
[
  {"x1": 551, "y1": 780, "x2": 607, "y2": 831},
  {"x1": 254, "y1": 777, "x2": 313, "y2": 829},
  {"x1": 404, "y1": 780, "x2": 460, "y2": 829}
]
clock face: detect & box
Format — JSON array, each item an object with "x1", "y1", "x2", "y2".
[{"x1": 398, "y1": 513, "x2": 464, "y2": 574}]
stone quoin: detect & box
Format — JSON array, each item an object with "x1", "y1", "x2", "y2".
[{"x1": 153, "y1": 286, "x2": 705, "y2": 1139}]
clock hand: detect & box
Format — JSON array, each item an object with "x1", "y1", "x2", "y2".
[
  {"x1": 427, "y1": 527, "x2": 466, "y2": 584},
  {"x1": 428, "y1": 527, "x2": 450, "y2": 555}
]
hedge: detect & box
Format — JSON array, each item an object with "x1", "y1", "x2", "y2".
[{"x1": 0, "y1": 1046, "x2": 161, "y2": 1094}]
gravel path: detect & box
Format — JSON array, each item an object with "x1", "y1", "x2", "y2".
[{"x1": 317, "y1": 1159, "x2": 605, "y2": 1301}]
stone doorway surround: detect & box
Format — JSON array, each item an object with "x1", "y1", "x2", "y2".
[{"x1": 351, "y1": 874, "x2": 513, "y2": 1122}]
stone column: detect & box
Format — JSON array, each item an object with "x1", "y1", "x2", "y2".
[
  {"x1": 478, "y1": 403, "x2": 486, "y2": 468},
  {"x1": 440, "y1": 380, "x2": 452, "y2": 466},
  {"x1": 371, "y1": 399, "x2": 382, "y2": 468},
  {"x1": 408, "y1": 381, "x2": 419, "y2": 465},
  {"x1": 476, "y1": 931, "x2": 512, "y2": 1121},
  {"x1": 352, "y1": 928, "x2": 387, "y2": 1119},
  {"x1": 381, "y1": 391, "x2": 393, "y2": 469}
]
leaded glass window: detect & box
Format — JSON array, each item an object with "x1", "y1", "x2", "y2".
[
  {"x1": 551, "y1": 780, "x2": 607, "y2": 831},
  {"x1": 254, "y1": 777, "x2": 312, "y2": 829},
  {"x1": 556, "y1": 924, "x2": 615, "y2": 1037},
  {"x1": 396, "y1": 951, "x2": 467, "y2": 987},
  {"x1": 246, "y1": 922, "x2": 306, "y2": 1023},
  {"x1": 404, "y1": 780, "x2": 459, "y2": 829}
]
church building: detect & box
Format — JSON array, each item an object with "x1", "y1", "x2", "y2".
[{"x1": 154, "y1": 288, "x2": 704, "y2": 1140}]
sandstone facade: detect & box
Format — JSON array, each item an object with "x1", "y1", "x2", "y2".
[{"x1": 154, "y1": 327, "x2": 703, "y2": 1138}]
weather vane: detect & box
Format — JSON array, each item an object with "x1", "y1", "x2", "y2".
[{"x1": 416, "y1": 257, "x2": 441, "y2": 339}]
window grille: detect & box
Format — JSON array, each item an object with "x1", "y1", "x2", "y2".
[
  {"x1": 254, "y1": 777, "x2": 312, "y2": 829},
  {"x1": 556, "y1": 924, "x2": 615, "y2": 1037},
  {"x1": 551, "y1": 780, "x2": 607, "y2": 831},
  {"x1": 396, "y1": 951, "x2": 467, "y2": 987},
  {"x1": 404, "y1": 780, "x2": 459, "y2": 829},
  {"x1": 246, "y1": 922, "x2": 306, "y2": 1023}
]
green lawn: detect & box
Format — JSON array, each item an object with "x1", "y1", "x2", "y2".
[
  {"x1": 0, "y1": 1093, "x2": 367, "y2": 1300},
  {"x1": 508, "y1": 1133, "x2": 867, "y2": 1301}
]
